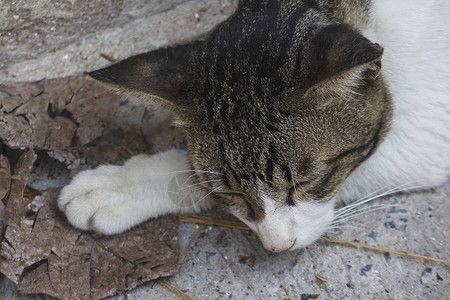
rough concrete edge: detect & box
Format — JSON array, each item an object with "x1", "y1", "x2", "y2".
[{"x1": 1, "y1": 0, "x2": 237, "y2": 83}]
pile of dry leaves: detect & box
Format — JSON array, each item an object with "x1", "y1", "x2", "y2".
[{"x1": 0, "y1": 76, "x2": 180, "y2": 299}]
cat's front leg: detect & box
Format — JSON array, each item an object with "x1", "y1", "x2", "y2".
[{"x1": 58, "y1": 149, "x2": 214, "y2": 235}]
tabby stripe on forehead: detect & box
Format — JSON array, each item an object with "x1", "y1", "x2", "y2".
[
  {"x1": 256, "y1": 172, "x2": 265, "y2": 182},
  {"x1": 265, "y1": 143, "x2": 277, "y2": 183},
  {"x1": 220, "y1": 96, "x2": 230, "y2": 122},
  {"x1": 254, "y1": 0, "x2": 281, "y2": 36},
  {"x1": 222, "y1": 173, "x2": 231, "y2": 188},
  {"x1": 278, "y1": 0, "x2": 316, "y2": 66},
  {"x1": 203, "y1": 41, "x2": 215, "y2": 122},
  {"x1": 266, "y1": 101, "x2": 280, "y2": 124},
  {"x1": 218, "y1": 141, "x2": 241, "y2": 185},
  {"x1": 293, "y1": 25, "x2": 315, "y2": 75},
  {"x1": 282, "y1": 164, "x2": 293, "y2": 182},
  {"x1": 266, "y1": 123, "x2": 280, "y2": 132},
  {"x1": 228, "y1": 162, "x2": 242, "y2": 185}
]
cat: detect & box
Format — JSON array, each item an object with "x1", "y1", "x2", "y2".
[{"x1": 58, "y1": 0, "x2": 450, "y2": 252}]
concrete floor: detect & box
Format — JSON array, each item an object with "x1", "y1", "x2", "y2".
[{"x1": 1, "y1": 0, "x2": 449, "y2": 299}]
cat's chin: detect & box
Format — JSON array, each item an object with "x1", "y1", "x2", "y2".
[
  {"x1": 288, "y1": 234, "x2": 323, "y2": 251},
  {"x1": 276, "y1": 225, "x2": 328, "y2": 252}
]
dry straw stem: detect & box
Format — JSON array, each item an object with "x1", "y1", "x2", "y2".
[
  {"x1": 315, "y1": 275, "x2": 328, "y2": 282},
  {"x1": 319, "y1": 237, "x2": 450, "y2": 265},
  {"x1": 157, "y1": 278, "x2": 194, "y2": 300},
  {"x1": 179, "y1": 215, "x2": 249, "y2": 230},
  {"x1": 178, "y1": 215, "x2": 450, "y2": 265},
  {"x1": 178, "y1": 225, "x2": 205, "y2": 264}
]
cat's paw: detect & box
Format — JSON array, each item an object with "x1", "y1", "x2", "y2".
[
  {"x1": 58, "y1": 165, "x2": 133, "y2": 235},
  {"x1": 58, "y1": 150, "x2": 213, "y2": 234}
]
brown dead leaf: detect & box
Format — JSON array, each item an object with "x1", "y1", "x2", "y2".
[
  {"x1": 0, "y1": 155, "x2": 11, "y2": 201},
  {"x1": 0, "y1": 154, "x2": 9, "y2": 236},
  {"x1": 65, "y1": 78, "x2": 120, "y2": 146},
  {"x1": 0, "y1": 74, "x2": 181, "y2": 299},
  {"x1": 48, "y1": 146, "x2": 122, "y2": 176},
  {"x1": 0, "y1": 144, "x2": 180, "y2": 299},
  {"x1": 0, "y1": 193, "x2": 54, "y2": 284},
  {"x1": 5, "y1": 149, "x2": 36, "y2": 218},
  {"x1": 0, "y1": 75, "x2": 120, "y2": 150},
  {"x1": 48, "y1": 125, "x2": 152, "y2": 176},
  {"x1": 0, "y1": 189, "x2": 180, "y2": 299}
]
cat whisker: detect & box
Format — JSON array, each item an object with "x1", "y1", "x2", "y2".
[
  {"x1": 334, "y1": 196, "x2": 398, "y2": 219},
  {"x1": 333, "y1": 203, "x2": 396, "y2": 222},
  {"x1": 335, "y1": 181, "x2": 423, "y2": 217},
  {"x1": 169, "y1": 184, "x2": 219, "y2": 208},
  {"x1": 177, "y1": 172, "x2": 199, "y2": 185},
  {"x1": 289, "y1": 165, "x2": 298, "y2": 200},
  {"x1": 328, "y1": 181, "x2": 431, "y2": 235},
  {"x1": 175, "y1": 172, "x2": 218, "y2": 190},
  {"x1": 332, "y1": 204, "x2": 397, "y2": 226},
  {"x1": 164, "y1": 169, "x2": 224, "y2": 176},
  {"x1": 189, "y1": 187, "x2": 220, "y2": 207},
  {"x1": 336, "y1": 183, "x2": 407, "y2": 215},
  {"x1": 352, "y1": 181, "x2": 416, "y2": 204},
  {"x1": 177, "y1": 179, "x2": 224, "y2": 191}
]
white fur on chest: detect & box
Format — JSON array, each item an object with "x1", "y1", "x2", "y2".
[{"x1": 336, "y1": 0, "x2": 450, "y2": 203}]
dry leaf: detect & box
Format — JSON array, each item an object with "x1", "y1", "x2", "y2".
[
  {"x1": 4, "y1": 148, "x2": 36, "y2": 219},
  {"x1": 48, "y1": 125, "x2": 152, "y2": 176},
  {"x1": 0, "y1": 154, "x2": 10, "y2": 236},
  {"x1": 0, "y1": 155, "x2": 11, "y2": 201},
  {"x1": 0, "y1": 190, "x2": 180, "y2": 299},
  {"x1": 0, "y1": 75, "x2": 120, "y2": 150},
  {"x1": 0, "y1": 75, "x2": 182, "y2": 299}
]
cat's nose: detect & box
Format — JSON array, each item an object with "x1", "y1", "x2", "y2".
[
  {"x1": 261, "y1": 238, "x2": 297, "y2": 253},
  {"x1": 254, "y1": 220, "x2": 297, "y2": 252}
]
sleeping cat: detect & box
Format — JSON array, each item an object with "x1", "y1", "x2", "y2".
[{"x1": 58, "y1": 0, "x2": 450, "y2": 252}]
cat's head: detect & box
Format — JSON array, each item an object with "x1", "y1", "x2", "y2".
[{"x1": 90, "y1": 8, "x2": 392, "y2": 251}]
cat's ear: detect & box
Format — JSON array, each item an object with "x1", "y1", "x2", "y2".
[
  {"x1": 89, "y1": 42, "x2": 201, "y2": 108},
  {"x1": 305, "y1": 24, "x2": 383, "y2": 95}
]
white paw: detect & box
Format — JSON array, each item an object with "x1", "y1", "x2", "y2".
[
  {"x1": 58, "y1": 150, "x2": 214, "y2": 234},
  {"x1": 58, "y1": 165, "x2": 133, "y2": 235}
]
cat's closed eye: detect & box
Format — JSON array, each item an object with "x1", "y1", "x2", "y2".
[
  {"x1": 287, "y1": 181, "x2": 309, "y2": 206},
  {"x1": 215, "y1": 191, "x2": 250, "y2": 205},
  {"x1": 215, "y1": 191, "x2": 256, "y2": 220}
]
